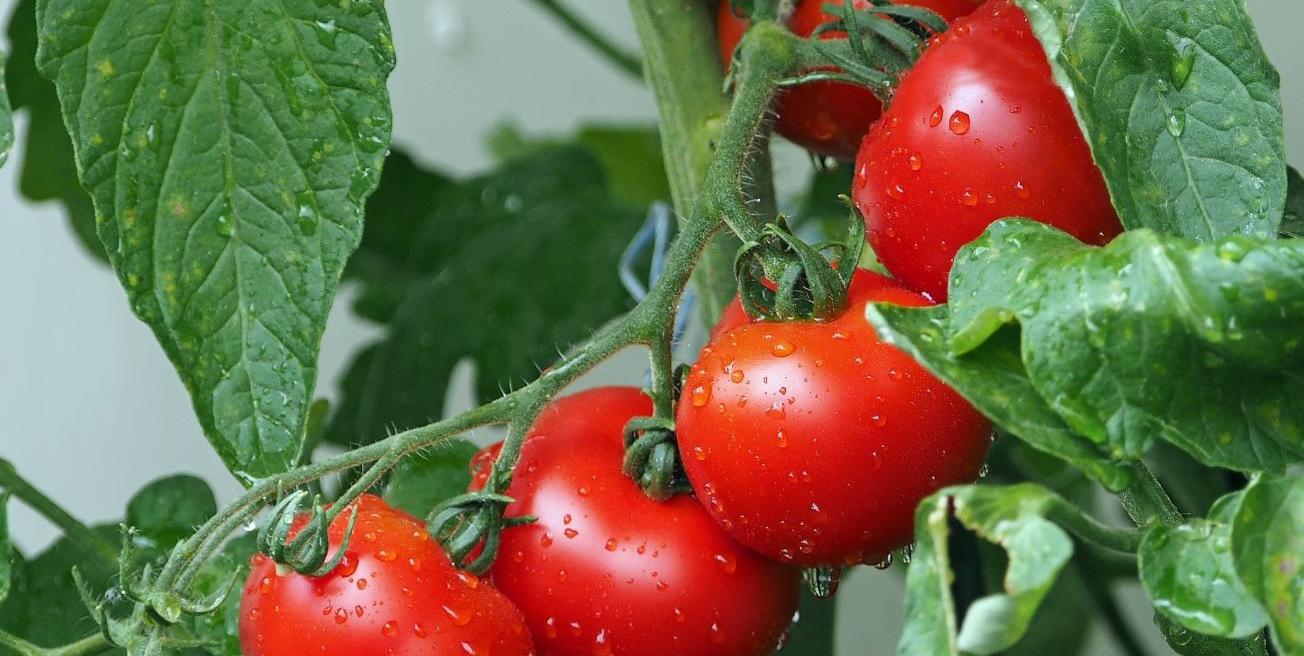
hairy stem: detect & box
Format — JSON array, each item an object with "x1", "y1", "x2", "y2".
[
  {"x1": 0, "y1": 459, "x2": 116, "y2": 573},
  {"x1": 0, "y1": 630, "x2": 107, "y2": 656},
  {"x1": 531, "y1": 0, "x2": 643, "y2": 79}
]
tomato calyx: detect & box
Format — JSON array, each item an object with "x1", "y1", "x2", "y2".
[
  {"x1": 427, "y1": 490, "x2": 536, "y2": 575},
  {"x1": 256, "y1": 489, "x2": 359, "y2": 577},
  {"x1": 733, "y1": 203, "x2": 865, "y2": 321},
  {"x1": 622, "y1": 416, "x2": 692, "y2": 501}
]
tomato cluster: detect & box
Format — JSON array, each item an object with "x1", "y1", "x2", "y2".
[{"x1": 239, "y1": 2, "x2": 1126, "y2": 653}]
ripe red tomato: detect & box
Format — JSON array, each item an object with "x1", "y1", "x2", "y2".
[
  {"x1": 851, "y1": 0, "x2": 1122, "y2": 301},
  {"x1": 481, "y1": 387, "x2": 800, "y2": 656},
  {"x1": 239, "y1": 494, "x2": 534, "y2": 656},
  {"x1": 677, "y1": 270, "x2": 992, "y2": 566},
  {"x1": 717, "y1": 0, "x2": 985, "y2": 159}
]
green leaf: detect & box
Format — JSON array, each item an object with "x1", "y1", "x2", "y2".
[
  {"x1": 488, "y1": 122, "x2": 671, "y2": 208},
  {"x1": 1232, "y1": 474, "x2": 1304, "y2": 653},
  {"x1": 35, "y1": 0, "x2": 396, "y2": 482},
  {"x1": 775, "y1": 588, "x2": 837, "y2": 656},
  {"x1": 384, "y1": 440, "x2": 479, "y2": 518},
  {"x1": 875, "y1": 220, "x2": 1304, "y2": 478},
  {"x1": 4, "y1": 0, "x2": 102, "y2": 260},
  {"x1": 0, "y1": 50, "x2": 13, "y2": 169},
  {"x1": 0, "y1": 493, "x2": 10, "y2": 604},
  {"x1": 8, "y1": 525, "x2": 121, "y2": 649},
  {"x1": 1015, "y1": 0, "x2": 1285, "y2": 239},
  {"x1": 325, "y1": 146, "x2": 641, "y2": 446},
  {"x1": 1139, "y1": 490, "x2": 1269, "y2": 639},
  {"x1": 898, "y1": 484, "x2": 1074, "y2": 656},
  {"x1": 866, "y1": 304, "x2": 1132, "y2": 490},
  {"x1": 1283, "y1": 166, "x2": 1304, "y2": 238},
  {"x1": 126, "y1": 475, "x2": 217, "y2": 551}
]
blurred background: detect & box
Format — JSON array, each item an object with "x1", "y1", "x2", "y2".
[{"x1": 1, "y1": 1, "x2": 1299, "y2": 653}]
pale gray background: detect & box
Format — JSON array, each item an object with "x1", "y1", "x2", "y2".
[{"x1": 2, "y1": 1, "x2": 1299, "y2": 653}]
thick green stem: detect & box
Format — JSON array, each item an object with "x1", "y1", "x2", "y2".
[
  {"x1": 1047, "y1": 496, "x2": 1144, "y2": 553},
  {"x1": 1118, "y1": 463, "x2": 1184, "y2": 529},
  {"x1": 532, "y1": 0, "x2": 643, "y2": 79},
  {"x1": 0, "y1": 459, "x2": 116, "y2": 573},
  {"x1": 0, "y1": 630, "x2": 107, "y2": 656},
  {"x1": 627, "y1": 0, "x2": 748, "y2": 323}
]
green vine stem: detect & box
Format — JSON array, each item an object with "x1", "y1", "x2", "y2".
[
  {"x1": 531, "y1": 0, "x2": 644, "y2": 79},
  {"x1": 0, "y1": 458, "x2": 117, "y2": 574},
  {"x1": 0, "y1": 629, "x2": 108, "y2": 656},
  {"x1": 1046, "y1": 495, "x2": 1144, "y2": 553}
]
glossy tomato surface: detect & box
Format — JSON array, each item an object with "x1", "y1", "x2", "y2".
[
  {"x1": 239, "y1": 494, "x2": 534, "y2": 656},
  {"x1": 485, "y1": 387, "x2": 800, "y2": 656},
  {"x1": 717, "y1": 0, "x2": 984, "y2": 159},
  {"x1": 677, "y1": 271, "x2": 992, "y2": 566},
  {"x1": 851, "y1": 0, "x2": 1121, "y2": 301}
]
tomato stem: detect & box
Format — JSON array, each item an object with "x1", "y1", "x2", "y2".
[
  {"x1": 0, "y1": 629, "x2": 108, "y2": 656},
  {"x1": 531, "y1": 0, "x2": 644, "y2": 79},
  {"x1": 0, "y1": 458, "x2": 117, "y2": 575}
]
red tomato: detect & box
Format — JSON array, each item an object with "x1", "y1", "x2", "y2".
[
  {"x1": 239, "y1": 494, "x2": 534, "y2": 656},
  {"x1": 482, "y1": 387, "x2": 800, "y2": 656},
  {"x1": 717, "y1": 0, "x2": 985, "y2": 159},
  {"x1": 851, "y1": 0, "x2": 1122, "y2": 301},
  {"x1": 677, "y1": 270, "x2": 992, "y2": 566}
]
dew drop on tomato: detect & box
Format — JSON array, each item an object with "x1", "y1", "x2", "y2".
[{"x1": 948, "y1": 110, "x2": 971, "y2": 134}]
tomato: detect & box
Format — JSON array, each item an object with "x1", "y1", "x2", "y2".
[
  {"x1": 717, "y1": 0, "x2": 985, "y2": 159},
  {"x1": 851, "y1": 0, "x2": 1122, "y2": 301},
  {"x1": 677, "y1": 270, "x2": 992, "y2": 566},
  {"x1": 481, "y1": 387, "x2": 800, "y2": 656},
  {"x1": 239, "y1": 494, "x2": 534, "y2": 656}
]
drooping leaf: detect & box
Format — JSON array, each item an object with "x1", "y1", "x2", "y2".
[
  {"x1": 1231, "y1": 474, "x2": 1304, "y2": 653},
  {"x1": 385, "y1": 440, "x2": 480, "y2": 518},
  {"x1": 872, "y1": 220, "x2": 1304, "y2": 477},
  {"x1": 3, "y1": 0, "x2": 101, "y2": 260},
  {"x1": 865, "y1": 305, "x2": 1132, "y2": 490},
  {"x1": 35, "y1": 0, "x2": 396, "y2": 482},
  {"x1": 325, "y1": 146, "x2": 642, "y2": 447},
  {"x1": 1283, "y1": 166, "x2": 1304, "y2": 238},
  {"x1": 1139, "y1": 491, "x2": 1269, "y2": 639},
  {"x1": 1015, "y1": 0, "x2": 1285, "y2": 239},
  {"x1": 125, "y1": 475, "x2": 217, "y2": 552},
  {"x1": 0, "y1": 493, "x2": 10, "y2": 604},
  {"x1": 898, "y1": 484, "x2": 1074, "y2": 656}
]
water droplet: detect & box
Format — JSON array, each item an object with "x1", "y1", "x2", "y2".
[
  {"x1": 334, "y1": 607, "x2": 349, "y2": 624},
  {"x1": 928, "y1": 105, "x2": 943, "y2": 127},
  {"x1": 605, "y1": 538, "x2": 619, "y2": 552},
  {"x1": 949, "y1": 111, "x2": 971, "y2": 135},
  {"x1": 593, "y1": 629, "x2": 613, "y2": 655},
  {"x1": 690, "y1": 384, "x2": 711, "y2": 407},
  {"x1": 563, "y1": 514, "x2": 573, "y2": 525},
  {"x1": 577, "y1": 485, "x2": 591, "y2": 497},
  {"x1": 961, "y1": 189, "x2": 978, "y2": 207},
  {"x1": 1167, "y1": 109, "x2": 1187, "y2": 137},
  {"x1": 413, "y1": 623, "x2": 428, "y2": 638},
  {"x1": 776, "y1": 429, "x2": 788, "y2": 448},
  {"x1": 715, "y1": 552, "x2": 738, "y2": 574},
  {"x1": 978, "y1": 463, "x2": 990, "y2": 478},
  {"x1": 765, "y1": 402, "x2": 786, "y2": 420},
  {"x1": 710, "y1": 623, "x2": 725, "y2": 644},
  {"x1": 1171, "y1": 40, "x2": 1195, "y2": 89},
  {"x1": 376, "y1": 548, "x2": 397, "y2": 562},
  {"x1": 886, "y1": 183, "x2": 905, "y2": 200},
  {"x1": 381, "y1": 621, "x2": 397, "y2": 637},
  {"x1": 771, "y1": 340, "x2": 795, "y2": 357},
  {"x1": 356, "y1": 578, "x2": 368, "y2": 590},
  {"x1": 673, "y1": 608, "x2": 686, "y2": 623},
  {"x1": 874, "y1": 553, "x2": 894, "y2": 569},
  {"x1": 444, "y1": 605, "x2": 472, "y2": 627},
  {"x1": 258, "y1": 576, "x2": 274, "y2": 594},
  {"x1": 457, "y1": 571, "x2": 480, "y2": 589},
  {"x1": 541, "y1": 533, "x2": 554, "y2": 547},
  {"x1": 908, "y1": 153, "x2": 923, "y2": 171},
  {"x1": 564, "y1": 528, "x2": 579, "y2": 539},
  {"x1": 730, "y1": 369, "x2": 745, "y2": 383},
  {"x1": 1014, "y1": 181, "x2": 1031, "y2": 200},
  {"x1": 693, "y1": 446, "x2": 707, "y2": 461}
]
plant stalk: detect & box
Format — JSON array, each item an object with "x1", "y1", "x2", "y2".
[
  {"x1": 0, "y1": 459, "x2": 116, "y2": 573},
  {"x1": 532, "y1": 0, "x2": 644, "y2": 79}
]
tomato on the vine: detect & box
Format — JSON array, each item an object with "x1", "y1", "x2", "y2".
[
  {"x1": 851, "y1": 0, "x2": 1122, "y2": 301},
  {"x1": 478, "y1": 387, "x2": 800, "y2": 656},
  {"x1": 717, "y1": 0, "x2": 985, "y2": 159},
  {"x1": 676, "y1": 270, "x2": 992, "y2": 566},
  {"x1": 239, "y1": 494, "x2": 534, "y2": 656}
]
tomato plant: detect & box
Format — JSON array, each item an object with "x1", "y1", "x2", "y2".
[
  {"x1": 239, "y1": 494, "x2": 533, "y2": 656},
  {"x1": 478, "y1": 387, "x2": 800, "y2": 656},
  {"x1": 717, "y1": 0, "x2": 985, "y2": 160},
  {"x1": 851, "y1": 0, "x2": 1123, "y2": 300},
  {"x1": 677, "y1": 271, "x2": 991, "y2": 565},
  {"x1": 0, "y1": 0, "x2": 1300, "y2": 655}
]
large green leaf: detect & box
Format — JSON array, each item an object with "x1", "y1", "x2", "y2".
[
  {"x1": 487, "y1": 123, "x2": 671, "y2": 208},
  {"x1": 4, "y1": 0, "x2": 102, "y2": 261},
  {"x1": 325, "y1": 147, "x2": 642, "y2": 447},
  {"x1": 1139, "y1": 491, "x2": 1269, "y2": 639},
  {"x1": 898, "y1": 484, "x2": 1074, "y2": 656},
  {"x1": 1231, "y1": 475, "x2": 1304, "y2": 653},
  {"x1": 35, "y1": 0, "x2": 396, "y2": 482},
  {"x1": 871, "y1": 221, "x2": 1304, "y2": 477},
  {"x1": 1015, "y1": 0, "x2": 1284, "y2": 239},
  {"x1": 6, "y1": 525, "x2": 121, "y2": 649}
]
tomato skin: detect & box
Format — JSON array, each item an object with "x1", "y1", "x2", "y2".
[
  {"x1": 239, "y1": 494, "x2": 534, "y2": 656},
  {"x1": 851, "y1": 0, "x2": 1121, "y2": 301},
  {"x1": 484, "y1": 387, "x2": 800, "y2": 656},
  {"x1": 677, "y1": 271, "x2": 992, "y2": 566},
  {"x1": 717, "y1": 0, "x2": 984, "y2": 159}
]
